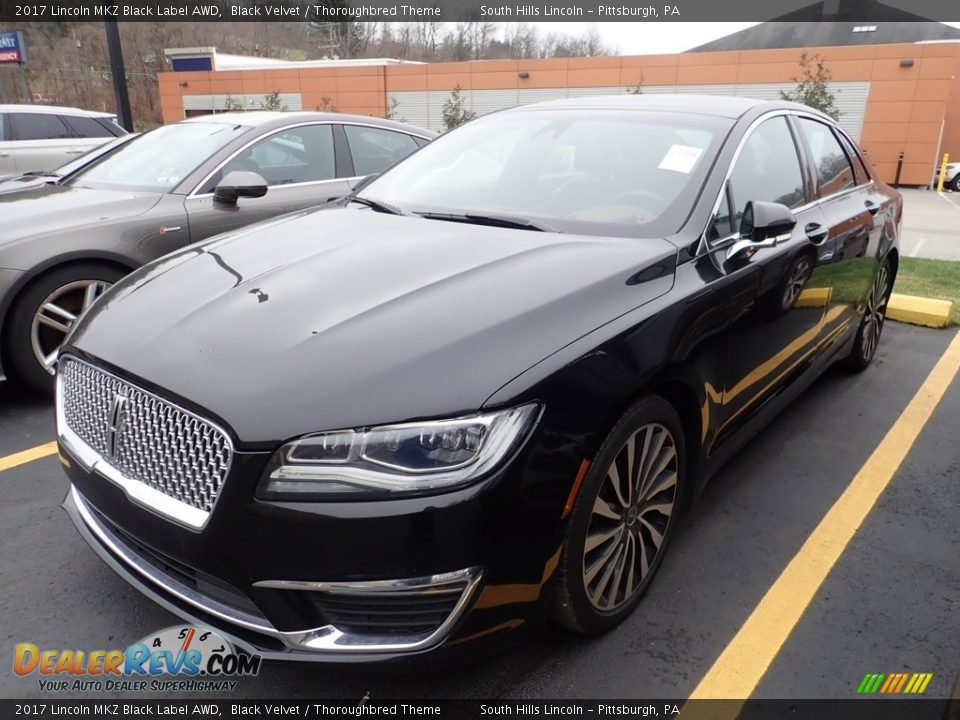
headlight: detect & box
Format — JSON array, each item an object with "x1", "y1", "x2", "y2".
[{"x1": 258, "y1": 403, "x2": 540, "y2": 499}]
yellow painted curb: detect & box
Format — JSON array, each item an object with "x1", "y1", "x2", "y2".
[{"x1": 887, "y1": 293, "x2": 954, "y2": 329}]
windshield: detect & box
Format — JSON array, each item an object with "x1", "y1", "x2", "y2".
[
  {"x1": 72, "y1": 122, "x2": 249, "y2": 192},
  {"x1": 360, "y1": 109, "x2": 730, "y2": 238},
  {"x1": 51, "y1": 134, "x2": 137, "y2": 178}
]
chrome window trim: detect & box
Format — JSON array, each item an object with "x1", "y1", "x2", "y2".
[
  {"x1": 188, "y1": 120, "x2": 431, "y2": 199},
  {"x1": 698, "y1": 109, "x2": 870, "y2": 258},
  {"x1": 68, "y1": 486, "x2": 482, "y2": 656},
  {"x1": 56, "y1": 356, "x2": 234, "y2": 531}
]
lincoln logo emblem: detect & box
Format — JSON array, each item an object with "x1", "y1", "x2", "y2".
[{"x1": 108, "y1": 393, "x2": 129, "y2": 458}]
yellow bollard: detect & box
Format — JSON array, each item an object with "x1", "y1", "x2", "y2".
[{"x1": 937, "y1": 153, "x2": 950, "y2": 192}]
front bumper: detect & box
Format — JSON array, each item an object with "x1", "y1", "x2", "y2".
[{"x1": 59, "y1": 423, "x2": 571, "y2": 662}]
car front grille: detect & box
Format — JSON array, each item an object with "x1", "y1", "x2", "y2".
[{"x1": 58, "y1": 356, "x2": 233, "y2": 526}]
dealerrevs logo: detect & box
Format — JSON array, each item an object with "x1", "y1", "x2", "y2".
[{"x1": 13, "y1": 625, "x2": 261, "y2": 692}]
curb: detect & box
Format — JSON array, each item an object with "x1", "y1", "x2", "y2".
[{"x1": 887, "y1": 293, "x2": 955, "y2": 329}]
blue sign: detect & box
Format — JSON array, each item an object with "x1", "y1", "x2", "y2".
[{"x1": 0, "y1": 31, "x2": 26, "y2": 65}]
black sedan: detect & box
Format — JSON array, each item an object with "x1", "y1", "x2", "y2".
[
  {"x1": 57, "y1": 96, "x2": 901, "y2": 662},
  {"x1": 0, "y1": 112, "x2": 434, "y2": 391}
]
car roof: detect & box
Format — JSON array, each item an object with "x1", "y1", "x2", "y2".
[
  {"x1": 510, "y1": 94, "x2": 833, "y2": 121},
  {"x1": 181, "y1": 111, "x2": 437, "y2": 138},
  {"x1": 0, "y1": 104, "x2": 116, "y2": 118}
]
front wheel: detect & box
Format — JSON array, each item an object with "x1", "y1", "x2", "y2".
[
  {"x1": 550, "y1": 395, "x2": 685, "y2": 635},
  {"x1": 4, "y1": 263, "x2": 125, "y2": 393},
  {"x1": 841, "y1": 259, "x2": 892, "y2": 372}
]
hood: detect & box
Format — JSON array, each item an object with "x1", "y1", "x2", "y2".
[
  {"x1": 69, "y1": 207, "x2": 677, "y2": 446},
  {"x1": 0, "y1": 184, "x2": 162, "y2": 245}
]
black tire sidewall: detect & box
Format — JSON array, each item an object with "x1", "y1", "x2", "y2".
[
  {"x1": 4, "y1": 264, "x2": 126, "y2": 393},
  {"x1": 554, "y1": 395, "x2": 686, "y2": 635},
  {"x1": 843, "y1": 257, "x2": 892, "y2": 372}
]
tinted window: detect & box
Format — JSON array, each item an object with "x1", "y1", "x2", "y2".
[
  {"x1": 12, "y1": 113, "x2": 71, "y2": 140},
  {"x1": 836, "y1": 131, "x2": 871, "y2": 185},
  {"x1": 709, "y1": 189, "x2": 734, "y2": 242},
  {"x1": 0, "y1": 113, "x2": 6, "y2": 141},
  {"x1": 219, "y1": 124, "x2": 335, "y2": 187},
  {"x1": 361, "y1": 109, "x2": 728, "y2": 239},
  {"x1": 799, "y1": 119, "x2": 856, "y2": 196},
  {"x1": 63, "y1": 115, "x2": 115, "y2": 139},
  {"x1": 729, "y1": 117, "x2": 805, "y2": 229},
  {"x1": 344, "y1": 125, "x2": 419, "y2": 176}
]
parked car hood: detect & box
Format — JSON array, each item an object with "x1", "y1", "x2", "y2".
[
  {"x1": 68, "y1": 206, "x2": 677, "y2": 446},
  {"x1": 0, "y1": 184, "x2": 162, "y2": 245}
]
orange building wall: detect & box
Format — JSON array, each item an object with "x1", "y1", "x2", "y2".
[{"x1": 158, "y1": 41, "x2": 960, "y2": 186}]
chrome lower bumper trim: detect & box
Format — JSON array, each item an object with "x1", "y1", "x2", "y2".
[{"x1": 65, "y1": 485, "x2": 482, "y2": 658}]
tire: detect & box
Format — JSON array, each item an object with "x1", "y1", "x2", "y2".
[
  {"x1": 4, "y1": 263, "x2": 125, "y2": 393},
  {"x1": 951, "y1": 175, "x2": 960, "y2": 193},
  {"x1": 550, "y1": 395, "x2": 686, "y2": 635},
  {"x1": 841, "y1": 258, "x2": 892, "y2": 372}
]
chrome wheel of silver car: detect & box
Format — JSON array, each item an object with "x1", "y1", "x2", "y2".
[
  {"x1": 30, "y1": 279, "x2": 111, "y2": 375},
  {"x1": 861, "y1": 264, "x2": 890, "y2": 363},
  {"x1": 582, "y1": 422, "x2": 679, "y2": 613}
]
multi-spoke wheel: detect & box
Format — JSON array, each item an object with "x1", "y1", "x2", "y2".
[
  {"x1": 781, "y1": 255, "x2": 813, "y2": 311},
  {"x1": 4, "y1": 263, "x2": 125, "y2": 392},
  {"x1": 842, "y1": 258, "x2": 892, "y2": 372},
  {"x1": 551, "y1": 395, "x2": 685, "y2": 634}
]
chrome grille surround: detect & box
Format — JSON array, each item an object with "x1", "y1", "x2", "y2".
[{"x1": 56, "y1": 356, "x2": 233, "y2": 529}]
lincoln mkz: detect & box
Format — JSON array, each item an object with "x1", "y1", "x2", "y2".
[{"x1": 56, "y1": 96, "x2": 902, "y2": 662}]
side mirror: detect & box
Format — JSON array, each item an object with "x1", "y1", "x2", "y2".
[
  {"x1": 727, "y1": 200, "x2": 796, "y2": 261},
  {"x1": 214, "y1": 171, "x2": 268, "y2": 205}
]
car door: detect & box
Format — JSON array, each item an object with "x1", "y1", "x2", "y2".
[
  {"x1": 6, "y1": 112, "x2": 92, "y2": 173},
  {"x1": 184, "y1": 122, "x2": 351, "y2": 241},
  {"x1": 707, "y1": 114, "x2": 834, "y2": 447},
  {"x1": 795, "y1": 117, "x2": 878, "y2": 352}
]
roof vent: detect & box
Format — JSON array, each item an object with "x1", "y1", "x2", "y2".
[{"x1": 852, "y1": 25, "x2": 878, "y2": 32}]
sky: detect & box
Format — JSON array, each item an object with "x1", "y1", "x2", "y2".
[{"x1": 526, "y1": 21, "x2": 960, "y2": 55}]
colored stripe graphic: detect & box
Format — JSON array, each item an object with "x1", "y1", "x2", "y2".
[{"x1": 858, "y1": 673, "x2": 932, "y2": 694}]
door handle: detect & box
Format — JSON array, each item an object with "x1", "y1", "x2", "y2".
[
  {"x1": 864, "y1": 199, "x2": 880, "y2": 216},
  {"x1": 804, "y1": 223, "x2": 829, "y2": 245}
]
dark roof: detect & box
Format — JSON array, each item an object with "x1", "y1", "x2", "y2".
[{"x1": 689, "y1": 18, "x2": 960, "y2": 52}]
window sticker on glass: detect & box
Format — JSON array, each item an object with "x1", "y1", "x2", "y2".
[{"x1": 658, "y1": 145, "x2": 704, "y2": 174}]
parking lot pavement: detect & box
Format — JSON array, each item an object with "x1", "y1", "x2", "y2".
[
  {"x1": 1, "y1": 322, "x2": 957, "y2": 702},
  {"x1": 899, "y1": 188, "x2": 960, "y2": 261}
]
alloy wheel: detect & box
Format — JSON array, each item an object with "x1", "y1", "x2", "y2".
[
  {"x1": 783, "y1": 257, "x2": 813, "y2": 310},
  {"x1": 582, "y1": 422, "x2": 679, "y2": 613},
  {"x1": 30, "y1": 280, "x2": 111, "y2": 375},
  {"x1": 861, "y1": 264, "x2": 890, "y2": 363}
]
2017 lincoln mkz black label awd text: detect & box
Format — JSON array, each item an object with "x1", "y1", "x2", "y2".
[{"x1": 56, "y1": 95, "x2": 902, "y2": 662}]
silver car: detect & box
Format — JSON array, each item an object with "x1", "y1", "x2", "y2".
[
  {"x1": 0, "y1": 104, "x2": 126, "y2": 174},
  {"x1": 0, "y1": 111, "x2": 435, "y2": 391}
]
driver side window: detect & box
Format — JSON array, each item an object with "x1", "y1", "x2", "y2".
[{"x1": 728, "y1": 117, "x2": 805, "y2": 232}]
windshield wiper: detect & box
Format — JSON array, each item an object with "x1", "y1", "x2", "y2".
[
  {"x1": 20, "y1": 171, "x2": 60, "y2": 178},
  {"x1": 417, "y1": 211, "x2": 558, "y2": 233},
  {"x1": 343, "y1": 195, "x2": 407, "y2": 216}
]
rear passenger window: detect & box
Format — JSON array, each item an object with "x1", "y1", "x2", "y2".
[
  {"x1": 11, "y1": 113, "x2": 72, "y2": 140},
  {"x1": 798, "y1": 119, "x2": 856, "y2": 196},
  {"x1": 344, "y1": 125, "x2": 419, "y2": 176},
  {"x1": 729, "y1": 117, "x2": 805, "y2": 230},
  {"x1": 62, "y1": 115, "x2": 115, "y2": 139},
  {"x1": 836, "y1": 132, "x2": 871, "y2": 185}
]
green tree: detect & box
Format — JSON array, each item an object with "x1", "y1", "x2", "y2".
[
  {"x1": 441, "y1": 84, "x2": 476, "y2": 131},
  {"x1": 224, "y1": 95, "x2": 245, "y2": 112},
  {"x1": 780, "y1": 53, "x2": 840, "y2": 120},
  {"x1": 625, "y1": 71, "x2": 645, "y2": 95},
  {"x1": 260, "y1": 91, "x2": 287, "y2": 111}
]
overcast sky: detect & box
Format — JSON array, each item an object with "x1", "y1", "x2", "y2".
[{"x1": 528, "y1": 21, "x2": 960, "y2": 54}]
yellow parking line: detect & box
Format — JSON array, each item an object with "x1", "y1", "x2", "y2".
[
  {"x1": 0, "y1": 441, "x2": 59, "y2": 473},
  {"x1": 686, "y1": 330, "x2": 960, "y2": 707}
]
